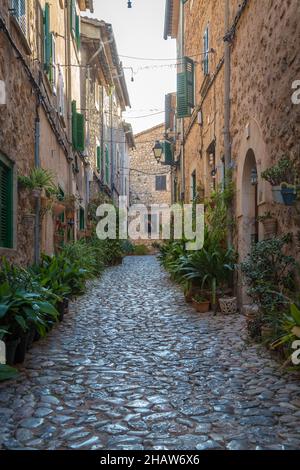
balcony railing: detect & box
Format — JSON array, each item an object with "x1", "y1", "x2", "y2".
[{"x1": 10, "y1": 0, "x2": 27, "y2": 37}]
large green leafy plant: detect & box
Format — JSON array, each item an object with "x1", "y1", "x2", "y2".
[
  {"x1": 241, "y1": 236, "x2": 296, "y2": 338},
  {"x1": 0, "y1": 282, "x2": 58, "y2": 340}
]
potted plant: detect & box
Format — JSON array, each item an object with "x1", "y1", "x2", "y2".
[
  {"x1": 257, "y1": 211, "x2": 278, "y2": 239},
  {"x1": 182, "y1": 245, "x2": 237, "y2": 314},
  {"x1": 280, "y1": 183, "x2": 297, "y2": 206},
  {"x1": 18, "y1": 168, "x2": 57, "y2": 199},
  {"x1": 0, "y1": 282, "x2": 58, "y2": 364},
  {"x1": 192, "y1": 294, "x2": 210, "y2": 313},
  {"x1": 261, "y1": 156, "x2": 297, "y2": 204}
]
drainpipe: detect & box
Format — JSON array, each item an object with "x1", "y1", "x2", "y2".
[
  {"x1": 224, "y1": 0, "x2": 232, "y2": 247},
  {"x1": 34, "y1": 102, "x2": 40, "y2": 265},
  {"x1": 110, "y1": 93, "x2": 113, "y2": 199},
  {"x1": 65, "y1": 1, "x2": 73, "y2": 196},
  {"x1": 180, "y1": 0, "x2": 185, "y2": 201}
]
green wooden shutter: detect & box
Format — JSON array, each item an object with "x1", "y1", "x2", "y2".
[
  {"x1": 44, "y1": 3, "x2": 51, "y2": 73},
  {"x1": 163, "y1": 141, "x2": 173, "y2": 165},
  {"x1": 177, "y1": 57, "x2": 194, "y2": 118},
  {"x1": 76, "y1": 113, "x2": 85, "y2": 152},
  {"x1": 75, "y1": 14, "x2": 80, "y2": 49},
  {"x1": 0, "y1": 160, "x2": 13, "y2": 249},
  {"x1": 105, "y1": 145, "x2": 109, "y2": 185},
  {"x1": 70, "y1": 0, "x2": 76, "y2": 34},
  {"x1": 177, "y1": 72, "x2": 188, "y2": 118},
  {"x1": 79, "y1": 207, "x2": 85, "y2": 230},
  {"x1": 165, "y1": 94, "x2": 172, "y2": 130},
  {"x1": 96, "y1": 146, "x2": 101, "y2": 172},
  {"x1": 185, "y1": 57, "x2": 194, "y2": 108},
  {"x1": 72, "y1": 100, "x2": 78, "y2": 149},
  {"x1": 72, "y1": 101, "x2": 85, "y2": 152}
]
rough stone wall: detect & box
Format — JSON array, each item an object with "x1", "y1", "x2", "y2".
[
  {"x1": 129, "y1": 124, "x2": 172, "y2": 245},
  {"x1": 181, "y1": 0, "x2": 226, "y2": 202},
  {"x1": 0, "y1": 0, "x2": 36, "y2": 265},
  {"x1": 230, "y1": 0, "x2": 300, "y2": 259},
  {"x1": 130, "y1": 124, "x2": 171, "y2": 206}
]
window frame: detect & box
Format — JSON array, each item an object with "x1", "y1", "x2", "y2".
[{"x1": 155, "y1": 175, "x2": 167, "y2": 192}]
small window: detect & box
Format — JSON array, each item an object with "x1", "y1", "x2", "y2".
[
  {"x1": 0, "y1": 158, "x2": 13, "y2": 248},
  {"x1": 10, "y1": 0, "x2": 27, "y2": 37},
  {"x1": 155, "y1": 175, "x2": 167, "y2": 191}
]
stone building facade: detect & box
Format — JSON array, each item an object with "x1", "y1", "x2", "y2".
[
  {"x1": 129, "y1": 124, "x2": 172, "y2": 242},
  {"x1": 164, "y1": 0, "x2": 300, "y2": 304},
  {"x1": 80, "y1": 17, "x2": 133, "y2": 209},
  {"x1": 0, "y1": 1, "x2": 131, "y2": 266}
]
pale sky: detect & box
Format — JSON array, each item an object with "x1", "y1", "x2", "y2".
[{"x1": 88, "y1": 0, "x2": 176, "y2": 134}]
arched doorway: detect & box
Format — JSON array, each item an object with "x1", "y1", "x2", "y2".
[{"x1": 241, "y1": 149, "x2": 259, "y2": 255}]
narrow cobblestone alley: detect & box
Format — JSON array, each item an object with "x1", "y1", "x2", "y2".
[{"x1": 1, "y1": 256, "x2": 300, "y2": 450}]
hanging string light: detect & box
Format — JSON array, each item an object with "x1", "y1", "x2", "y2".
[{"x1": 127, "y1": 1, "x2": 132, "y2": 8}]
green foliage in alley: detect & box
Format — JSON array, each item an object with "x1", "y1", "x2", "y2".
[
  {"x1": 159, "y1": 182, "x2": 237, "y2": 313},
  {"x1": 0, "y1": 237, "x2": 125, "y2": 373}
]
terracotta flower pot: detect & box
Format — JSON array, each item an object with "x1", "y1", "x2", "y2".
[
  {"x1": 53, "y1": 203, "x2": 65, "y2": 217},
  {"x1": 192, "y1": 299, "x2": 210, "y2": 313}
]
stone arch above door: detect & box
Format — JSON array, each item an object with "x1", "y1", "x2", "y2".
[{"x1": 236, "y1": 118, "x2": 269, "y2": 217}]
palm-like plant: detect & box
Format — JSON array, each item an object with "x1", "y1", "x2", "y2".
[
  {"x1": 18, "y1": 168, "x2": 57, "y2": 195},
  {"x1": 182, "y1": 245, "x2": 236, "y2": 313}
]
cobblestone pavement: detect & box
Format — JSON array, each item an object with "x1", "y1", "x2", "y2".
[{"x1": 1, "y1": 255, "x2": 300, "y2": 450}]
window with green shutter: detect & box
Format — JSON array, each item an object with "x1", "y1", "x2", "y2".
[
  {"x1": 96, "y1": 146, "x2": 101, "y2": 173},
  {"x1": 177, "y1": 56, "x2": 195, "y2": 118},
  {"x1": 76, "y1": 113, "x2": 85, "y2": 152},
  {"x1": 75, "y1": 14, "x2": 81, "y2": 50},
  {"x1": 79, "y1": 207, "x2": 85, "y2": 230},
  {"x1": 70, "y1": 0, "x2": 76, "y2": 35},
  {"x1": 105, "y1": 145, "x2": 110, "y2": 185},
  {"x1": 72, "y1": 101, "x2": 85, "y2": 152},
  {"x1": 70, "y1": 0, "x2": 80, "y2": 50},
  {"x1": 43, "y1": 3, "x2": 51, "y2": 74},
  {"x1": 163, "y1": 141, "x2": 173, "y2": 165},
  {"x1": 0, "y1": 159, "x2": 13, "y2": 249}
]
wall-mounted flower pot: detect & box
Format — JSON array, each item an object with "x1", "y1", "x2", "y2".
[
  {"x1": 281, "y1": 187, "x2": 297, "y2": 206},
  {"x1": 31, "y1": 188, "x2": 42, "y2": 198},
  {"x1": 219, "y1": 297, "x2": 238, "y2": 315},
  {"x1": 53, "y1": 203, "x2": 65, "y2": 217},
  {"x1": 192, "y1": 299, "x2": 210, "y2": 313},
  {"x1": 272, "y1": 186, "x2": 284, "y2": 204},
  {"x1": 262, "y1": 219, "x2": 278, "y2": 239}
]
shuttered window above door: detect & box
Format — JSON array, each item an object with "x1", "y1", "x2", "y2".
[{"x1": 0, "y1": 159, "x2": 13, "y2": 249}]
